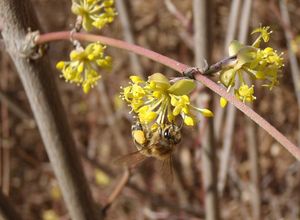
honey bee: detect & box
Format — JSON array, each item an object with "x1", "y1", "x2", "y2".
[
  {"x1": 131, "y1": 121, "x2": 181, "y2": 159},
  {"x1": 117, "y1": 120, "x2": 182, "y2": 180}
]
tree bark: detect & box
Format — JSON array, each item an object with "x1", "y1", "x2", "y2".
[{"x1": 0, "y1": 1, "x2": 101, "y2": 219}]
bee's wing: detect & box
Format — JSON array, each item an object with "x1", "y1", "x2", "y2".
[
  {"x1": 115, "y1": 150, "x2": 148, "y2": 169},
  {"x1": 160, "y1": 154, "x2": 174, "y2": 184}
]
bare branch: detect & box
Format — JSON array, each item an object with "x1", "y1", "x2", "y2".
[
  {"x1": 115, "y1": 0, "x2": 143, "y2": 75},
  {"x1": 98, "y1": 81, "x2": 128, "y2": 155},
  {"x1": 279, "y1": 0, "x2": 300, "y2": 144},
  {"x1": 102, "y1": 169, "x2": 131, "y2": 215},
  {"x1": 0, "y1": 1, "x2": 101, "y2": 219},
  {"x1": 214, "y1": 0, "x2": 241, "y2": 140},
  {"x1": 193, "y1": 0, "x2": 220, "y2": 219},
  {"x1": 246, "y1": 117, "x2": 261, "y2": 219}
]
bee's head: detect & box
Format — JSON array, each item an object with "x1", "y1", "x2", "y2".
[{"x1": 161, "y1": 124, "x2": 181, "y2": 145}]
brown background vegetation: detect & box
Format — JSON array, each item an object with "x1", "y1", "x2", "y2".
[{"x1": 1, "y1": 0, "x2": 300, "y2": 219}]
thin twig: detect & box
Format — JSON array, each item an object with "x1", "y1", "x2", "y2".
[
  {"x1": 37, "y1": 32, "x2": 189, "y2": 72},
  {"x1": 164, "y1": 0, "x2": 194, "y2": 49},
  {"x1": 203, "y1": 55, "x2": 237, "y2": 75},
  {"x1": 128, "y1": 182, "x2": 204, "y2": 217},
  {"x1": 193, "y1": 0, "x2": 220, "y2": 219},
  {"x1": 245, "y1": 118, "x2": 261, "y2": 219},
  {"x1": 36, "y1": 31, "x2": 300, "y2": 160},
  {"x1": 224, "y1": 0, "x2": 241, "y2": 51},
  {"x1": 218, "y1": 0, "x2": 253, "y2": 195},
  {"x1": 81, "y1": 153, "x2": 204, "y2": 218},
  {"x1": 228, "y1": 165, "x2": 252, "y2": 220},
  {"x1": 217, "y1": 103, "x2": 237, "y2": 195},
  {"x1": 218, "y1": 1, "x2": 262, "y2": 218},
  {"x1": 214, "y1": 0, "x2": 241, "y2": 139},
  {"x1": 237, "y1": 0, "x2": 252, "y2": 44},
  {"x1": 240, "y1": 0, "x2": 261, "y2": 218},
  {"x1": 98, "y1": 81, "x2": 127, "y2": 154},
  {"x1": 102, "y1": 168, "x2": 131, "y2": 216},
  {"x1": 164, "y1": 0, "x2": 191, "y2": 31},
  {"x1": 270, "y1": 0, "x2": 295, "y2": 39},
  {"x1": 279, "y1": 0, "x2": 300, "y2": 144},
  {"x1": 115, "y1": 0, "x2": 143, "y2": 75}
]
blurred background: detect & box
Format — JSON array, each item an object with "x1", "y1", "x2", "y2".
[{"x1": 1, "y1": 0, "x2": 300, "y2": 219}]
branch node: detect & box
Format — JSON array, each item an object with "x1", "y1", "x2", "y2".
[
  {"x1": 182, "y1": 67, "x2": 200, "y2": 79},
  {"x1": 70, "y1": 29, "x2": 81, "y2": 48},
  {"x1": 20, "y1": 29, "x2": 48, "y2": 60}
]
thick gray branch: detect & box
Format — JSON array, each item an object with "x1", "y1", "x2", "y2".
[{"x1": 0, "y1": 1, "x2": 101, "y2": 219}]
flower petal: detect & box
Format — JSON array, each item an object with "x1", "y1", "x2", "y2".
[
  {"x1": 168, "y1": 79, "x2": 196, "y2": 95},
  {"x1": 199, "y1": 109, "x2": 214, "y2": 117},
  {"x1": 228, "y1": 40, "x2": 244, "y2": 56},
  {"x1": 148, "y1": 73, "x2": 170, "y2": 90},
  {"x1": 184, "y1": 116, "x2": 194, "y2": 126}
]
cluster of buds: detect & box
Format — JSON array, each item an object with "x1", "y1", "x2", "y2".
[
  {"x1": 218, "y1": 26, "x2": 284, "y2": 107},
  {"x1": 121, "y1": 73, "x2": 213, "y2": 128},
  {"x1": 56, "y1": 42, "x2": 111, "y2": 93}
]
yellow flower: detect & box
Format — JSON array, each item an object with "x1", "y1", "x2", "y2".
[
  {"x1": 218, "y1": 26, "x2": 284, "y2": 105},
  {"x1": 235, "y1": 84, "x2": 256, "y2": 102},
  {"x1": 56, "y1": 42, "x2": 111, "y2": 93},
  {"x1": 121, "y1": 73, "x2": 213, "y2": 127},
  {"x1": 243, "y1": 47, "x2": 284, "y2": 89},
  {"x1": 71, "y1": 0, "x2": 117, "y2": 31},
  {"x1": 171, "y1": 95, "x2": 190, "y2": 116},
  {"x1": 251, "y1": 26, "x2": 272, "y2": 47}
]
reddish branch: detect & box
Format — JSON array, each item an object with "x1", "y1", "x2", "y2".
[{"x1": 35, "y1": 31, "x2": 300, "y2": 160}]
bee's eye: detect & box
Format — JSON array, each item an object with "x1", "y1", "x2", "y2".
[{"x1": 163, "y1": 128, "x2": 171, "y2": 139}]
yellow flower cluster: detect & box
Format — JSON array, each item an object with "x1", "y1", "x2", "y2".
[
  {"x1": 71, "y1": 0, "x2": 117, "y2": 31},
  {"x1": 56, "y1": 42, "x2": 112, "y2": 93},
  {"x1": 121, "y1": 73, "x2": 213, "y2": 127},
  {"x1": 219, "y1": 26, "x2": 284, "y2": 106}
]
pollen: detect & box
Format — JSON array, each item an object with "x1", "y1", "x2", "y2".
[{"x1": 132, "y1": 130, "x2": 146, "y2": 145}]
